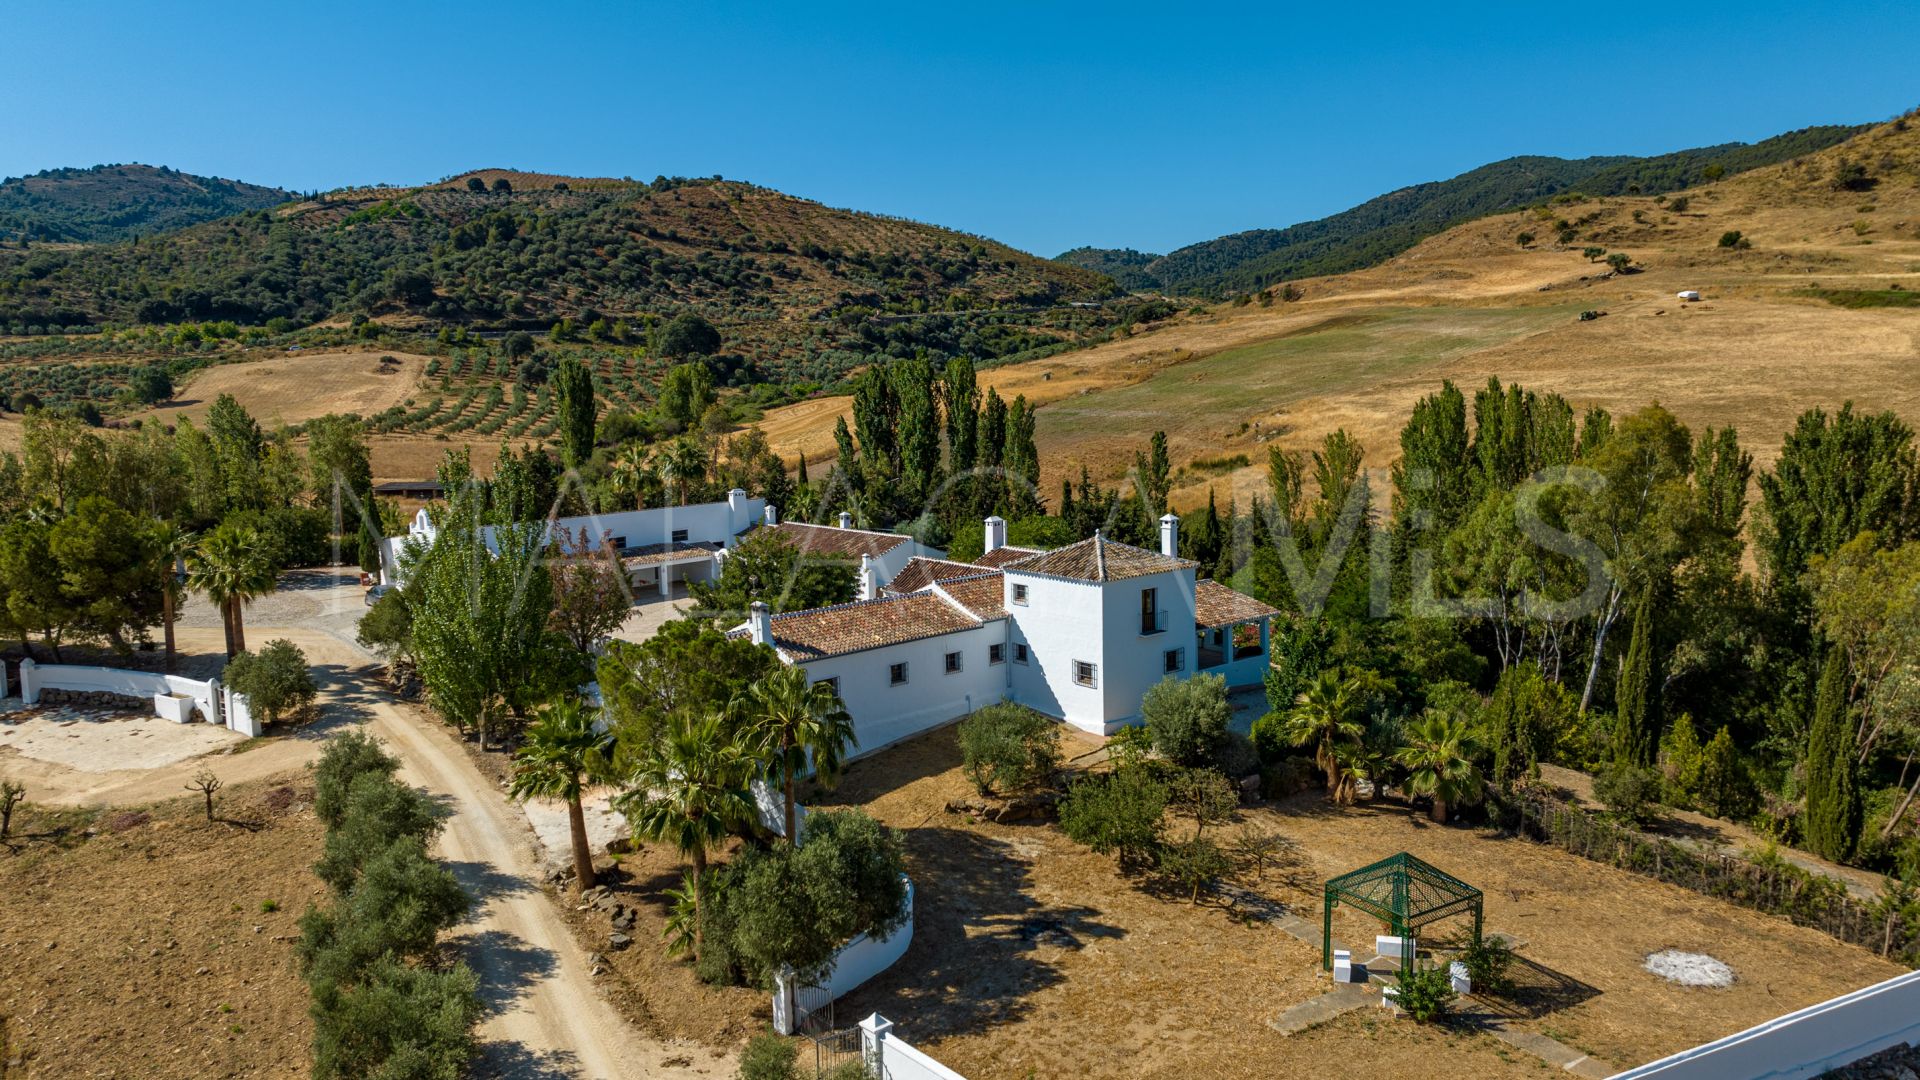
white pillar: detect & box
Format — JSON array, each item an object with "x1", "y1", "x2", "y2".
[
  {"x1": 859, "y1": 1013, "x2": 894, "y2": 1072},
  {"x1": 0, "y1": 659, "x2": 8, "y2": 698},
  {"x1": 1160, "y1": 512, "x2": 1180, "y2": 558},
  {"x1": 838, "y1": 511, "x2": 853, "y2": 529},
  {"x1": 983, "y1": 515, "x2": 1007, "y2": 555},
  {"x1": 748, "y1": 601, "x2": 774, "y2": 646},
  {"x1": 18, "y1": 658, "x2": 38, "y2": 705},
  {"x1": 763, "y1": 504, "x2": 779, "y2": 527}
]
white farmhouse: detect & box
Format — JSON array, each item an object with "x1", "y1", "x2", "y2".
[
  {"x1": 378, "y1": 488, "x2": 769, "y2": 591},
  {"x1": 733, "y1": 513, "x2": 1280, "y2": 757}
]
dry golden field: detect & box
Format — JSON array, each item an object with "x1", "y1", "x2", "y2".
[{"x1": 756, "y1": 116, "x2": 1920, "y2": 509}]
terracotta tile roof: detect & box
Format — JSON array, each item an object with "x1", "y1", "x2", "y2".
[
  {"x1": 617, "y1": 540, "x2": 723, "y2": 567},
  {"x1": 1002, "y1": 533, "x2": 1197, "y2": 583},
  {"x1": 754, "y1": 520, "x2": 915, "y2": 562},
  {"x1": 884, "y1": 556, "x2": 989, "y2": 595},
  {"x1": 933, "y1": 572, "x2": 1007, "y2": 620},
  {"x1": 731, "y1": 591, "x2": 981, "y2": 661},
  {"x1": 974, "y1": 545, "x2": 1044, "y2": 570},
  {"x1": 1194, "y1": 579, "x2": 1282, "y2": 627}
]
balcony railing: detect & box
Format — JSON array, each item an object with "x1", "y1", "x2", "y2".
[{"x1": 1141, "y1": 609, "x2": 1167, "y2": 635}]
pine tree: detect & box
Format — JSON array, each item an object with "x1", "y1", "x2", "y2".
[
  {"x1": 1804, "y1": 649, "x2": 1862, "y2": 863},
  {"x1": 1613, "y1": 592, "x2": 1659, "y2": 767}
]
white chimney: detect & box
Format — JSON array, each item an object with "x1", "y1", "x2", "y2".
[
  {"x1": 727, "y1": 488, "x2": 750, "y2": 533},
  {"x1": 983, "y1": 515, "x2": 1007, "y2": 555},
  {"x1": 1160, "y1": 513, "x2": 1180, "y2": 559},
  {"x1": 748, "y1": 601, "x2": 773, "y2": 646},
  {"x1": 859, "y1": 553, "x2": 879, "y2": 600},
  {"x1": 838, "y1": 511, "x2": 853, "y2": 529},
  {"x1": 764, "y1": 504, "x2": 779, "y2": 527}
]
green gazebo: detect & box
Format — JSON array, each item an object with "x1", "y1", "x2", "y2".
[{"x1": 1322, "y1": 852, "x2": 1483, "y2": 972}]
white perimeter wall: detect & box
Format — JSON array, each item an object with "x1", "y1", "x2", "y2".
[
  {"x1": 17, "y1": 661, "x2": 258, "y2": 735},
  {"x1": 859, "y1": 1013, "x2": 970, "y2": 1080},
  {"x1": 1608, "y1": 970, "x2": 1920, "y2": 1080},
  {"x1": 801, "y1": 623, "x2": 1006, "y2": 758}
]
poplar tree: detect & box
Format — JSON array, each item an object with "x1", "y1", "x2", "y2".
[{"x1": 1804, "y1": 649, "x2": 1862, "y2": 862}]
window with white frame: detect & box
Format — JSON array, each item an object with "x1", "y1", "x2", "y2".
[
  {"x1": 1012, "y1": 582, "x2": 1029, "y2": 605},
  {"x1": 1164, "y1": 648, "x2": 1184, "y2": 673},
  {"x1": 945, "y1": 651, "x2": 963, "y2": 674},
  {"x1": 1073, "y1": 660, "x2": 1096, "y2": 688},
  {"x1": 989, "y1": 643, "x2": 1005, "y2": 664},
  {"x1": 890, "y1": 662, "x2": 909, "y2": 685}
]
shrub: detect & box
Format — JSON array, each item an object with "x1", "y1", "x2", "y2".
[
  {"x1": 737, "y1": 1031, "x2": 798, "y2": 1080},
  {"x1": 957, "y1": 702, "x2": 1061, "y2": 795},
  {"x1": 314, "y1": 773, "x2": 446, "y2": 894},
  {"x1": 1394, "y1": 965, "x2": 1456, "y2": 1022},
  {"x1": 1143, "y1": 672, "x2": 1230, "y2": 767},
  {"x1": 313, "y1": 730, "x2": 400, "y2": 830},
  {"x1": 1516, "y1": 232, "x2": 1535, "y2": 246},
  {"x1": 1059, "y1": 767, "x2": 1168, "y2": 871},
  {"x1": 223, "y1": 639, "x2": 317, "y2": 723},
  {"x1": 1594, "y1": 762, "x2": 1661, "y2": 826},
  {"x1": 1718, "y1": 230, "x2": 1748, "y2": 249},
  {"x1": 1156, "y1": 837, "x2": 1232, "y2": 902},
  {"x1": 1456, "y1": 936, "x2": 1514, "y2": 995},
  {"x1": 701, "y1": 809, "x2": 909, "y2": 988},
  {"x1": 1214, "y1": 730, "x2": 1260, "y2": 779},
  {"x1": 1168, "y1": 767, "x2": 1239, "y2": 839},
  {"x1": 309, "y1": 956, "x2": 481, "y2": 1080}
]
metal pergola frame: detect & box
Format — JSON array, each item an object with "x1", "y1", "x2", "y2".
[{"x1": 1322, "y1": 851, "x2": 1483, "y2": 972}]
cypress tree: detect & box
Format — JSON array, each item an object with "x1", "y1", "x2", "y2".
[
  {"x1": 1613, "y1": 592, "x2": 1659, "y2": 767},
  {"x1": 553, "y1": 357, "x2": 596, "y2": 470},
  {"x1": 1804, "y1": 649, "x2": 1862, "y2": 862},
  {"x1": 795, "y1": 451, "x2": 808, "y2": 487}
]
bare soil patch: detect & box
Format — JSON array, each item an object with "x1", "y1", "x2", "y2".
[
  {"x1": 0, "y1": 775, "x2": 325, "y2": 1079},
  {"x1": 141, "y1": 350, "x2": 428, "y2": 430}
]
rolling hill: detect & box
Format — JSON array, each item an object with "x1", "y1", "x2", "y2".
[
  {"x1": 0, "y1": 170, "x2": 1122, "y2": 383},
  {"x1": 0, "y1": 163, "x2": 296, "y2": 243},
  {"x1": 1058, "y1": 123, "x2": 1868, "y2": 296},
  {"x1": 760, "y1": 111, "x2": 1920, "y2": 507}
]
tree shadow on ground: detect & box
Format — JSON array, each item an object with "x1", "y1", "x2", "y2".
[
  {"x1": 470, "y1": 1041, "x2": 582, "y2": 1080},
  {"x1": 1451, "y1": 953, "x2": 1602, "y2": 1023},
  {"x1": 833, "y1": 826, "x2": 1124, "y2": 1041},
  {"x1": 443, "y1": 859, "x2": 538, "y2": 903},
  {"x1": 450, "y1": 926, "x2": 561, "y2": 1017}
]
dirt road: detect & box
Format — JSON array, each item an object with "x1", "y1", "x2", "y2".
[{"x1": 3, "y1": 616, "x2": 734, "y2": 1078}]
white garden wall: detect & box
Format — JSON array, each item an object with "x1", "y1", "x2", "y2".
[
  {"x1": 859, "y1": 1014, "x2": 969, "y2": 1080},
  {"x1": 17, "y1": 660, "x2": 257, "y2": 735},
  {"x1": 1607, "y1": 969, "x2": 1920, "y2": 1080},
  {"x1": 773, "y1": 877, "x2": 913, "y2": 1035}
]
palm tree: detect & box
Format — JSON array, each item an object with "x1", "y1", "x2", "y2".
[
  {"x1": 187, "y1": 524, "x2": 278, "y2": 658},
  {"x1": 1280, "y1": 671, "x2": 1367, "y2": 795},
  {"x1": 742, "y1": 666, "x2": 855, "y2": 843},
  {"x1": 609, "y1": 444, "x2": 656, "y2": 511},
  {"x1": 1394, "y1": 711, "x2": 1485, "y2": 823},
  {"x1": 655, "y1": 436, "x2": 708, "y2": 507},
  {"x1": 613, "y1": 710, "x2": 756, "y2": 957},
  {"x1": 154, "y1": 523, "x2": 196, "y2": 672},
  {"x1": 508, "y1": 697, "x2": 616, "y2": 890}
]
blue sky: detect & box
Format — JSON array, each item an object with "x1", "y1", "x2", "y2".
[{"x1": 4, "y1": 2, "x2": 1915, "y2": 256}]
